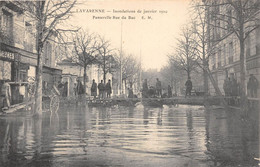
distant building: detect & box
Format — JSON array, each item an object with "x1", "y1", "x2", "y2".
[{"x1": 57, "y1": 59, "x2": 112, "y2": 97}]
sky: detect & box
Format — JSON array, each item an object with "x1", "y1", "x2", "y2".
[{"x1": 69, "y1": 0, "x2": 190, "y2": 70}]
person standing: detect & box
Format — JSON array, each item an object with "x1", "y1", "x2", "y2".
[
  {"x1": 1, "y1": 80, "x2": 11, "y2": 109},
  {"x1": 91, "y1": 79, "x2": 97, "y2": 99},
  {"x1": 142, "y1": 79, "x2": 148, "y2": 98},
  {"x1": 63, "y1": 81, "x2": 68, "y2": 97},
  {"x1": 230, "y1": 75, "x2": 238, "y2": 96},
  {"x1": 98, "y1": 80, "x2": 104, "y2": 99},
  {"x1": 185, "y1": 77, "x2": 192, "y2": 98},
  {"x1": 247, "y1": 74, "x2": 259, "y2": 98},
  {"x1": 168, "y1": 85, "x2": 172, "y2": 98},
  {"x1": 73, "y1": 83, "x2": 77, "y2": 96},
  {"x1": 155, "y1": 78, "x2": 162, "y2": 97},
  {"x1": 223, "y1": 77, "x2": 231, "y2": 96},
  {"x1": 58, "y1": 81, "x2": 64, "y2": 96},
  {"x1": 77, "y1": 79, "x2": 84, "y2": 102},
  {"x1": 105, "y1": 79, "x2": 112, "y2": 98}
]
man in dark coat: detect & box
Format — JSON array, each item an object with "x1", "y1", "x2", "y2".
[
  {"x1": 105, "y1": 79, "x2": 112, "y2": 98},
  {"x1": 63, "y1": 82, "x2": 68, "y2": 97},
  {"x1": 142, "y1": 79, "x2": 148, "y2": 98},
  {"x1": 98, "y1": 80, "x2": 104, "y2": 98},
  {"x1": 155, "y1": 78, "x2": 162, "y2": 97},
  {"x1": 223, "y1": 77, "x2": 231, "y2": 96},
  {"x1": 168, "y1": 85, "x2": 172, "y2": 98},
  {"x1": 230, "y1": 76, "x2": 238, "y2": 96},
  {"x1": 91, "y1": 79, "x2": 97, "y2": 98},
  {"x1": 77, "y1": 79, "x2": 84, "y2": 95},
  {"x1": 185, "y1": 77, "x2": 192, "y2": 98},
  {"x1": 247, "y1": 74, "x2": 259, "y2": 98}
]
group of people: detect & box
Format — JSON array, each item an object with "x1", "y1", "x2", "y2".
[
  {"x1": 142, "y1": 78, "x2": 162, "y2": 98},
  {"x1": 91, "y1": 79, "x2": 112, "y2": 99},
  {"x1": 223, "y1": 73, "x2": 258, "y2": 98},
  {"x1": 223, "y1": 75, "x2": 239, "y2": 97}
]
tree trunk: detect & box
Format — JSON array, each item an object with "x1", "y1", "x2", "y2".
[
  {"x1": 34, "y1": 2, "x2": 44, "y2": 117},
  {"x1": 174, "y1": 80, "x2": 177, "y2": 95},
  {"x1": 202, "y1": 44, "x2": 208, "y2": 97},
  {"x1": 239, "y1": 38, "x2": 248, "y2": 115},
  {"x1": 187, "y1": 70, "x2": 191, "y2": 79},
  {"x1": 203, "y1": 68, "x2": 208, "y2": 95},
  {"x1": 103, "y1": 71, "x2": 106, "y2": 84},
  {"x1": 34, "y1": 51, "x2": 43, "y2": 117},
  {"x1": 83, "y1": 66, "x2": 87, "y2": 106}
]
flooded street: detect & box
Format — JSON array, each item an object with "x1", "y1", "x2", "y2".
[{"x1": 0, "y1": 104, "x2": 259, "y2": 167}]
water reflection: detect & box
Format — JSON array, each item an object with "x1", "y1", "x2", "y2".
[{"x1": 0, "y1": 105, "x2": 258, "y2": 167}]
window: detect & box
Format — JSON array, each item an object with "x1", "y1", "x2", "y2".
[
  {"x1": 1, "y1": 9, "x2": 13, "y2": 37},
  {"x1": 212, "y1": 53, "x2": 216, "y2": 69},
  {"x1": 223, "y1": 44, "x2": 226, "y2": 65},
  {"x1": 217, "y1": 49, "x2": 221, "y2": 67},
  {"x1": 24, "y1": 22, "x2": 34, "y2": 52},
  {"x1": 246, "y1": 34, "x2": 251, "y2": 57},
  {"x1": 44, "y1": 42, "x2": 52, "y2": 66},
  {"x1": 227, "y1": 10, "x2": 232, "y2": 32}
]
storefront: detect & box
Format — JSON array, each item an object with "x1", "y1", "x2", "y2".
[{"x1": 0, "y1": 44, "x2": 37, "y2": 107}]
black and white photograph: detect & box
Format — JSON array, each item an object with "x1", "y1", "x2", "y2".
[{"x1": 0, "y1": 0, "x2": 259, "y2": 166}]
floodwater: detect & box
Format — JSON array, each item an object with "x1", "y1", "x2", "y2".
[{"x1": 0, "y1": 103, "x2": 259, "y2": 167}]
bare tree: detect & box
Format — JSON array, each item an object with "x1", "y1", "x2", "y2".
[
  {"x1": 205, "y1": 0, "x2": 260, "y2": 112},
  {"x1": 97, "y1": 37, "x2": 116, "y2": 84},
  {"x1": 190, "y1": 0, "x2": 225, "y2": 103},
  {"x1": 17, "y1": 0, "x2": 76, "y2": 116},
  {"x1": 72, "y1": 30, "x2": 99, "y2": 100},
  {"x1": 170, "y1": 25, "x2": 198, "y2": 80},
  {"x1": 160, "y1": 61, "x2": 184, "y2": 95},
  {"x1": 121, "y1": 53, "x2": 141, "y2": 88}
]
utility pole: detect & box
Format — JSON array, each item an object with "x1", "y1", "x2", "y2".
[{"x1": 120, "y1": 21, "x2": 123, "y2": 95}]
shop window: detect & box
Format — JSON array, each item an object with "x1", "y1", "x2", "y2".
[
  {"x1": 0, "y1": 60, "x2": 11, "y2": 80},
  {"x1": 19, "y1": 70, "x2": 27, "y2": 82}
]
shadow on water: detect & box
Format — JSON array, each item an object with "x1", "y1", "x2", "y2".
[{"x1": 0, "y1": 104, "x2": 258, "y2": 166}]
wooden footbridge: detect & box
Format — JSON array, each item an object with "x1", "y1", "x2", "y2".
[
  {"x1": 87, "y1": 96, "x2": 205, "y2": 107},
  {"x1": 87, "y1": 96, "x2": 259, "y2": 108}
]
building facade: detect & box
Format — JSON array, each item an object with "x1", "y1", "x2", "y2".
[
  {"x1": 206, "y1": 0, "x2": 260, "y2": 96},
  {"x1": 0, "y1": 1, "x2": 61, "y2": 108}
]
